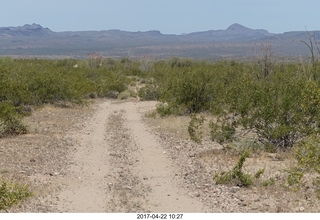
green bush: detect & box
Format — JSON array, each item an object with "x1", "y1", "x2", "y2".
[
  {"x1": 210, "y1": 116, "x2": 236, "y2": 145},
  {"x1": 118, "y1": 89, "x2": 136, "y2": 100},
  {"x1": 188, "y1": 114, "x2": 205, "y2": 143},
  {"x1": 156, "y1": 103, "x2": 174, "y2": 117},
  {"x1": 281, "y1": 167, "x2": 304, "y2": 192},
  {"x1": 280, "y1": 135, "x2": 320, "y2": 194},
  {"x1": 294, "y1": 135, "x2": 320, "y2": 173},
  {"x1": 262, "y1": 178, "x2": 275, "y2": 187},
  {"x1": 0, "y1": 102, "x2": 27, "y2": 136},
  {"x1": 2, "y1": 56, "x2": 320, "y2": 151},
  {"x1": 208, "y1": 42, "x2": 320, "y2": 151},
  {"x1": 215, "y1": 67, "x2": 319, "y2": 150},
  {"x1": 138, "y1": 84, "x2": 158, "y2": 101},
  {"x1": 0, "y1": 179, "x2": 33, "y2": 212},
  {"x1": 153, "y1": 59, "x2": 320, "y2": 150},
  {"x1": 213, "y1": 150, "x2": 264, "y2": 187},
  {"x1": 167, "y1": 57, "x2": 194, "y2": 68},
  {"x1": 313, "y1": 177, "x2": 320, "y2": 199},
  {"x1": 157, "y1": 67, "x2": 214, "y2": 114},
  {"x1": 0, "y1": 57, "x2": 130, "y2": 107},
  {"x1": 0, "y1": 57, "x2": 133, "y2": 138}
]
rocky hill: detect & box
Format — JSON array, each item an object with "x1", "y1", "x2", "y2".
[{"x1": 0, "y1": 23, "x2": 53, "y2": 37}]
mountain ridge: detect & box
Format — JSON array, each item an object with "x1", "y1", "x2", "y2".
[
  {"x1": 0, "y1": 23, "x2": 318, "y2": 59},
  {"x1": 0, "y1": 23, "x2": 272, "y2": 38}
]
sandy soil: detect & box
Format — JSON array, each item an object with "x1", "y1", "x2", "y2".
[{"x1": 2, "y1": 99, "x2": 320, "y2": 213}]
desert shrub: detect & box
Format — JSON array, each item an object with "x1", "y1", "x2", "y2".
[
  {"x1": 90, "y1": 69, "x2": 127, "y2": 97},
  {"x1": 223, "y1": 139, "x2": 265, "y2": 156},
  {"x1": 156, "y1": 103, "x2": 174, "y2": 117},
  {"x1": 118, "y1": 91, "x2": 131, "y2": 100},
  {"x1": 118, "y1": 89, "x2": 136, "y2": 100},
  {"x1": 0, "y1": 63, "x2": 33, "y2": 106},
  {"x1": 167, "y1": 57, "x2": 194, "y2": 68},
  {"x1": 0, "y1": 57, "x2": 131, "y2": 137},
  {"x1": 262, "y1": 178, "x2": 276, "y2": 187},
  {"x1": 210, "y1": 116, "x2": 236, "y2": 145},
  {"x1": 0, "y1": 59, "x2": 91, "y2": 106},
  {"x1": 213, "y1": 150, "x2": 264, "y2": 187},
  {"x1": 254, "y1": 168, "x2": 265, "y2": 179},
  {"x1": 214, "y1": 67, "x2": 319, "y2": 150},
  {"x1": 102, "y1": 58, "x2": 117, "y2": 70},
  {"x1": 86, "y1": 53, "x2": 102, "y2": 68},
  {"x1": 139, "y1": 59, "x2": 154, "y2": 73},
  {"x1": 279, "y1": 167, "x2": 305, "y2": 192},
  {"x1": 300, "y1": 81, "x2": 320, "y2": 133},
  {"x1": 28, "y1": 70, "x2": 80, "y2": 105},
  {"x1": 157, "y1": 67, "x2": 214, "y2": 114},
  {"x1": 188, "y1": 114, "x2": 205, "y2": 143},
  {"x1": 294, "y1": 135, "x2": 320, "y2": 173},
  {"x1": 139, "y1": 78, "x2": 146, "y2": 84},
  {"x1": 105, "y1": 91, "x2": 119, "y2": 99},
  {"x1": 119, "y1": 57, "x2": 144, "y2": 76},
  {"x1": 87, "y1": 92, "x2": 98, "y2": 99},
  {"x1": 282, "y1": 135, "x2": 320, "y2": 194},
  {"x1": 0, "y1": 179, "x2": 33, "y2": 212},
  {"x1": 138, "y1": 84, "x2": 158, "y2": 101},
  {"x1": 54, "y1": 59, "x2": 77, "y2": 68},
  {"x1": 0, "y1": 102, "x2": 27, "y2": 136},
  {"x1": 313, "y1": 177, "x2": 320, "y2": 199}
]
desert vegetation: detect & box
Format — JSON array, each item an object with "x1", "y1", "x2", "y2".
[{"x1": 1, "y1": 35, "x2": 320, "y2": 211}]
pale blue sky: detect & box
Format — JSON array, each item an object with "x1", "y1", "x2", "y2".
[{"x1": 0, "y1": 0, "x2": 319, "y2": 34}]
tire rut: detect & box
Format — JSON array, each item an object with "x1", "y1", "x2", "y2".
[
  {"x1": 112, "y1": 101, "x2": 204, "y2": 212},
  {"x1": 51, "y1": 100, "x2": 204, "y2": 212},
  {"x1": 106, "y1": 109, "x2": 150, "y2": 212},
  {"x1": 53, "y1": 101, "x2": 113, "y2": 212}
]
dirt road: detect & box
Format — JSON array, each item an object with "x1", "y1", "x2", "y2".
[
  {"x1": 6, "y1": 98, "x2": 320, "y2": 213},
  {"x1": 53, "y1": 100, "x2": 204, "y2": 212}
]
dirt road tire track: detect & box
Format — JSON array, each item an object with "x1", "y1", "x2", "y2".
[
  {"x1": 122, "y1": 102, "x2": 204, "y2": 212},
  {"x1": 54, "y1": 100, "x2": 112, "y2": 212},
  {"x1": 52, "y1": 100, "x2": 204, "y2": 212}
]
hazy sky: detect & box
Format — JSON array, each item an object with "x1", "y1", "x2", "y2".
[{"x1": 0, "y1": 0, "x2": 319, "y2": 34}]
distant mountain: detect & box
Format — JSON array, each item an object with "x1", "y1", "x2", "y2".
[
  {"x1": 226, "y1": 23, "x2": 272, "y2": 37},
  {"x1": 184, "y1": 23, "x2": 274, "y2": 42},
  {"x1": 0, "y1": 23, "x2": 318, "y2": 59},
  {"x1": 0, "y1": 23, "x2": 53, "y2": 37}
]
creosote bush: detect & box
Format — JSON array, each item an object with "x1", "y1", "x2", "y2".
[
  {"x1": 0, "y1": 57, "x2": 133, "y2": 137},
  {"x1": 0, "y1": 102, "x2": 27, "y2": 136},
  {"x1": 153, "y1": 55, "x2": 320, "y2": 152},
  {"x1": 156, "y1": 64, "x2": 215, "y2": 115}
]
